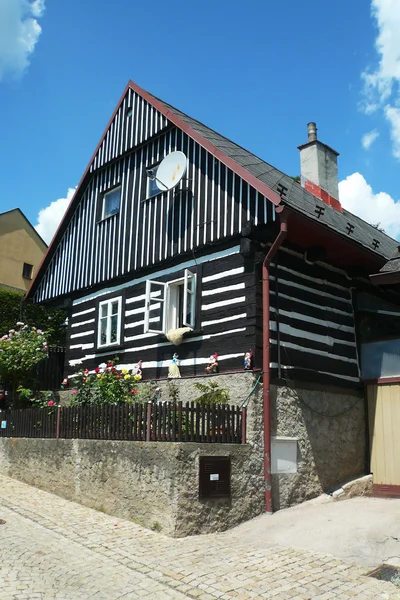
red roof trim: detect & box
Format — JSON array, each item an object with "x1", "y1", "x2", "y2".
[{"x1": 26, "y1": 79, "x2": 283, "y2": 300}]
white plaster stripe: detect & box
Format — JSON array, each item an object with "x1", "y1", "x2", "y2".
[
  {"x1": 201, "y1": 313, "x2": 247, "y2": 327},
  {"x1": 72, "y1": 308, "x2": 95, "y2": 318},
  {"x1": 270, "y1": 321, "x2": 356, "y2": 348},
  {"x1": 269, "y1": 363, "x2": 359, "y2": 383},
  {"x1": 73, "y1": 245, "x2": 240, "y2": 306},
  {"x1": 202, "y1": 282, "x2": 245, "y2": 297},
  {"x1": 270, "y1": 339, "x2": 357, "y2": 364},
  {"x1": 70, "y1": 343, "x2": 95, "y2": 350},
  {"x1": 202, "y1": 296, "x2": 246, "y2": 311},
  {"x1": 69, "y1": 327, "x2": 247, "y2": 364},
  {"x1": 70, "y1": 330, "x2": 95, "y2": 339},
  {"x1": 276, "y1": 264, "x2": 350, "y2": 293},
  {"x1": 202, "y1": 266, "x2": 244, "y2": 283},
  {"x1": 124, "y1": 317, "x2": 158, "y2": 330},
  {"x1": 126, "y1": 291, "x2": 160, "y2": 306},
  {"x1": 124, "y1": 332, "x2": 158, "y2": 342},
  {"x1": 276, "y1": 292, "x2": 351, "y2": 317},
  {"x1": 125, "y1": 303, "x2": 160, "y2": 317},
  {"x1": 270, "y1": 275, "x2": 351, "y2": 305},
  {"x1": 71, "y1": 319, "x2": 95, "y2": 328},
  {"x1": 269, "y1": 306, "x2": 354, "y2": 333}
]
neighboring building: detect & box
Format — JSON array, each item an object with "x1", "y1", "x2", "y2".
[
  {"x1": 0, "y1": 209, "x2": 47, "y2": 293},
  {"x1": 26, "y1": 81, "x2": 400, "y2": 510}
]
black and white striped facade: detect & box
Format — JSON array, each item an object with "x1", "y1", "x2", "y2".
[
  {"x1": 66, "y1": 246, "x2": 254, "y2": 377},
  {"x1": 34, "y1": 107, "x2": 275, "y2": 303},
  {"x1": 266, "y1": 248, "x2": 360, "y2": 389},
  {"x1": 31, "y1": 83, "x2": 380, "y2": 389}
]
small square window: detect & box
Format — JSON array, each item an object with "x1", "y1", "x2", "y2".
[
  {"x1": 102, "y1": 187, "x2": 121, "y2": 220},
  {"x1": 98, "y1": 296, "x2": 122, "y2": 347},
  {"x1": 22, "y1": 263, "x2": 33, "y2": 279}
]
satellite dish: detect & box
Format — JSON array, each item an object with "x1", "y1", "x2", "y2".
[{"x1": 154, "y1": 151, "x2": 187, "y2": 192}]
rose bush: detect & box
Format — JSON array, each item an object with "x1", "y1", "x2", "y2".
[
  {"x1": 67, "y1": 359, "x2": 159, "y2": 405},
  {"x1": 0, "y1": 323, "x2": 48, "y2": 405}
]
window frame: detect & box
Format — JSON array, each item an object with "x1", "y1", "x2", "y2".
[
  {"x1": 144, "y1": 162, "x2": 162, "y2": 201},
  {"x1": 22, "y1": 262, "x2": 33, "y2": 280},
  {"x1": 97, "y1": 296, "x2": 123, "y2": 348},
  {"x1": 144, "y1": 269, "x2": 197, "y2": 335},
  {"x1": 97, "y1": 185, "x2": 122, "y2": 222}
]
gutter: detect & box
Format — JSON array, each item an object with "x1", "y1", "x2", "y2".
[{"x1": 262, "y1": 205, "x2": 288, "y2": 514}]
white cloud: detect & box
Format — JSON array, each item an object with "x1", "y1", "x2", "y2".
[
  {"x1": 385, "y1": 105, "x2": 400, "y2": 158},
  {"x1": 339, "y1": 172, "x2": 400, "y2": 239},
  {"x1": 35, "y1": 187, "x2": 75, "y2": 244},
  {"x1": 0, "y1": 0, "x2": 45, "y2": 81},
  {"x1": 361, "y1": 129, "x2": 379, "y2": 149}
]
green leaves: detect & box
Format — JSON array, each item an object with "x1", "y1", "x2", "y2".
[{"x1": 193, "y1": 381, "x2": 230, "y2": 405}]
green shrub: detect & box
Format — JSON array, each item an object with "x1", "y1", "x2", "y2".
[{"x1": 193, "y1": 380, "x2": 230, "y2": 405}]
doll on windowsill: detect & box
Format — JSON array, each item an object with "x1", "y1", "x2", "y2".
[
  {"x1": 205, "y1": 352, "x2": 219, "y2": 374},
  {"x1": 168, "y1": 353, "x2": 181, "y2": 379}
]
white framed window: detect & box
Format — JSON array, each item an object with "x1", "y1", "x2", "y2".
[
  {"x1": 102, "y1": 187, "x2": 121, "y2": 219},
  {"x1": 144, "y1": 270, "x2": 196, "y2": 334},
  {"x1": 98, "y1": 296, "x2": 122, "y2": 347}
]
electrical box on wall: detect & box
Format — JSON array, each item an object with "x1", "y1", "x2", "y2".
[
  {"x1": 199, "y1": 456, "x2": 231, "y2": 498},
  {"x1": 271, "y1": 436, "x2": 298, "y2": 474}
]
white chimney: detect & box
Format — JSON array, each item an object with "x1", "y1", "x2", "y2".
[{"x1": 298, "y1": 122, "x2": 339, "y2": 200}]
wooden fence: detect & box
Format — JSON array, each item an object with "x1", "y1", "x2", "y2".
[{"x1": 0, "y1": 402, "x2": 246, "y2": 444}]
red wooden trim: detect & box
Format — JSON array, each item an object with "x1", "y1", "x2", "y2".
[
  {"x1": 364, "y1": 377, "x2": 400, "y2": 385},
  {"x1": 373, "y1": 484, "x2": 400, "y2": 498}
]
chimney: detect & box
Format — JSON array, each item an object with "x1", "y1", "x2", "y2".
[{"x1": 298, "y1": 122, "x2": 342, "y2": 212}]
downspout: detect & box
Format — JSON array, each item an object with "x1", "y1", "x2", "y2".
[{"x1": 262, "y1": 205, "x2": 288, "y2": 514}]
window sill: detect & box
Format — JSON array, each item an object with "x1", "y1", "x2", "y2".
[{"x1": 97, "y1": 212, "x2": 119, "y2": 223}]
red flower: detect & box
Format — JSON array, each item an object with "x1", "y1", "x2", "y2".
[
  {"x1": 117, "y1": 374, "x2": 122, "y2": 379},
  {"x1": 111, "y1": 367, "x2": 117, "y2": 373},
  {"x1": 130, "y1": 389, "x2": 138, "y2": 395},
  {"x1": 48, "y1": 400, "x2": 55, "y2": 406},
  {"x1": 94, "y1": 368, "x2": 100, "y2": 373},
  {"x1": 84, "y1": 369, "x2": 89, "y2": 375},
  {"x1": 107, "y1": 362, "x2": 113, "y2": 367}
]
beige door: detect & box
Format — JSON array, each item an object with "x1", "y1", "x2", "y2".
[{"x1": 367, "y1": 384, "x2": 400, "y2": 495}]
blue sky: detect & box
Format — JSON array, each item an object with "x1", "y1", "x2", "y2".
[{"x1": 1, "y1": 0, "x2": 400, "y2": 241}]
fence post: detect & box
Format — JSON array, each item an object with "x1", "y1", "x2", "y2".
[
  {"x1": 146, "y1": 402, "x2": 152, "y2": 442},
  {"x1": 241, "y1": 407, "x2": 247, "y2": 444},
  {"x1": 56, "y1": 406, "x2": 61, "y2": 439}
]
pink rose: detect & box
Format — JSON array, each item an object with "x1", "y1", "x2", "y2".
[
  {"x1": 72, "y1": 390, "x2": 78, "y2": 395},
  {"x1": 48, "y1": 400, "x2": 55, "y2": 406}
]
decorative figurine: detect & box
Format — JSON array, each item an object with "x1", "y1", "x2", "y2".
[
  {"x1": 168, "y1": 353, "x2": 181, "y2": 378},
  {"x1": 132, "y1": 360, "x2": 143, "y2": 381},
  {"x1": 205, "y1": 352, "x2": 219, "y2": 374},
  {"x1": 244, "y1": 349, "x2": 253, "y2": 370}
]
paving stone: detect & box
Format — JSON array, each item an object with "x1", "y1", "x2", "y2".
[{"x1": 0, "y1": 474, "x2": 399, "y2": 600}]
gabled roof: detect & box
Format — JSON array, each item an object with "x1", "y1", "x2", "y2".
[
  {"x1": 0, "y1": 208, "x2": 47, "y2": 249},
  {"x1": 27, "y1": 80, "x2": 397, "y2": 299}
]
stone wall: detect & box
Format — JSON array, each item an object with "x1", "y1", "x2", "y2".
[
  {"x1": 0, "y1": 372, "x2": 265, "y2": 537},
  {"x1": 0, "y1": 437, "x2": 264, "y2": 537},
  {"x1": 270, "y1": 383, "x2": 366, "y2": 511}
]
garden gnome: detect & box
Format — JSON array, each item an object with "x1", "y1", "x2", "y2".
[
  {"x1": 168, "y1": 353, "x2": 181, "y2": 378},
  {"x1": 205, "y1": 352, "x2": 219, "y2": 374},
  {"x1": 244, "y1": 349, "x2": 253, "y2": 370}
]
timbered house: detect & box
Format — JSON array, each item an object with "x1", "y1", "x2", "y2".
[{"x1": 27, "y1": 80, "x2": 400, "y2": 511}]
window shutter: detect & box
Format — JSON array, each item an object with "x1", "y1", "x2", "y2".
[
  {"x1": 183, "y1": 269, "x2": 196, "y2": 329},
  {"x1": 144, "y1": 280, "x2": 167, "y2": 334}
]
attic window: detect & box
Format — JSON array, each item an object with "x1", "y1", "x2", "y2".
[
  {"x1": 146, "y1": 164, "x2": 161, "y2": 199},
  {"x1": 22, "y1": 263, "x2": 33, "y2": 279},
  {"x1": 102, "y1": 187, "x2": 121, "y2": 220}
]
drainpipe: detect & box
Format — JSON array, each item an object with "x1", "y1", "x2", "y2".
[{"x1": 262, "y1": 206, "x2": 288, "y2": 514}]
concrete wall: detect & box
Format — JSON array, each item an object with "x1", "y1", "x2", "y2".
[
  {"x1": 0, "y1": 437, "x2": 264, "y2": 538},
  {"x1": 271, "y1": 383, "x2": 365, "y2": 510}
]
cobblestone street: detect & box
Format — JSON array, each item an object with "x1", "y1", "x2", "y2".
[{"x1": 0, "y1": 475, "x2": 398, "y2": 600}]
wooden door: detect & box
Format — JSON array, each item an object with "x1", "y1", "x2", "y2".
[{"x1": 367, "y1": 384, "x2": 400, "y2": 496}]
